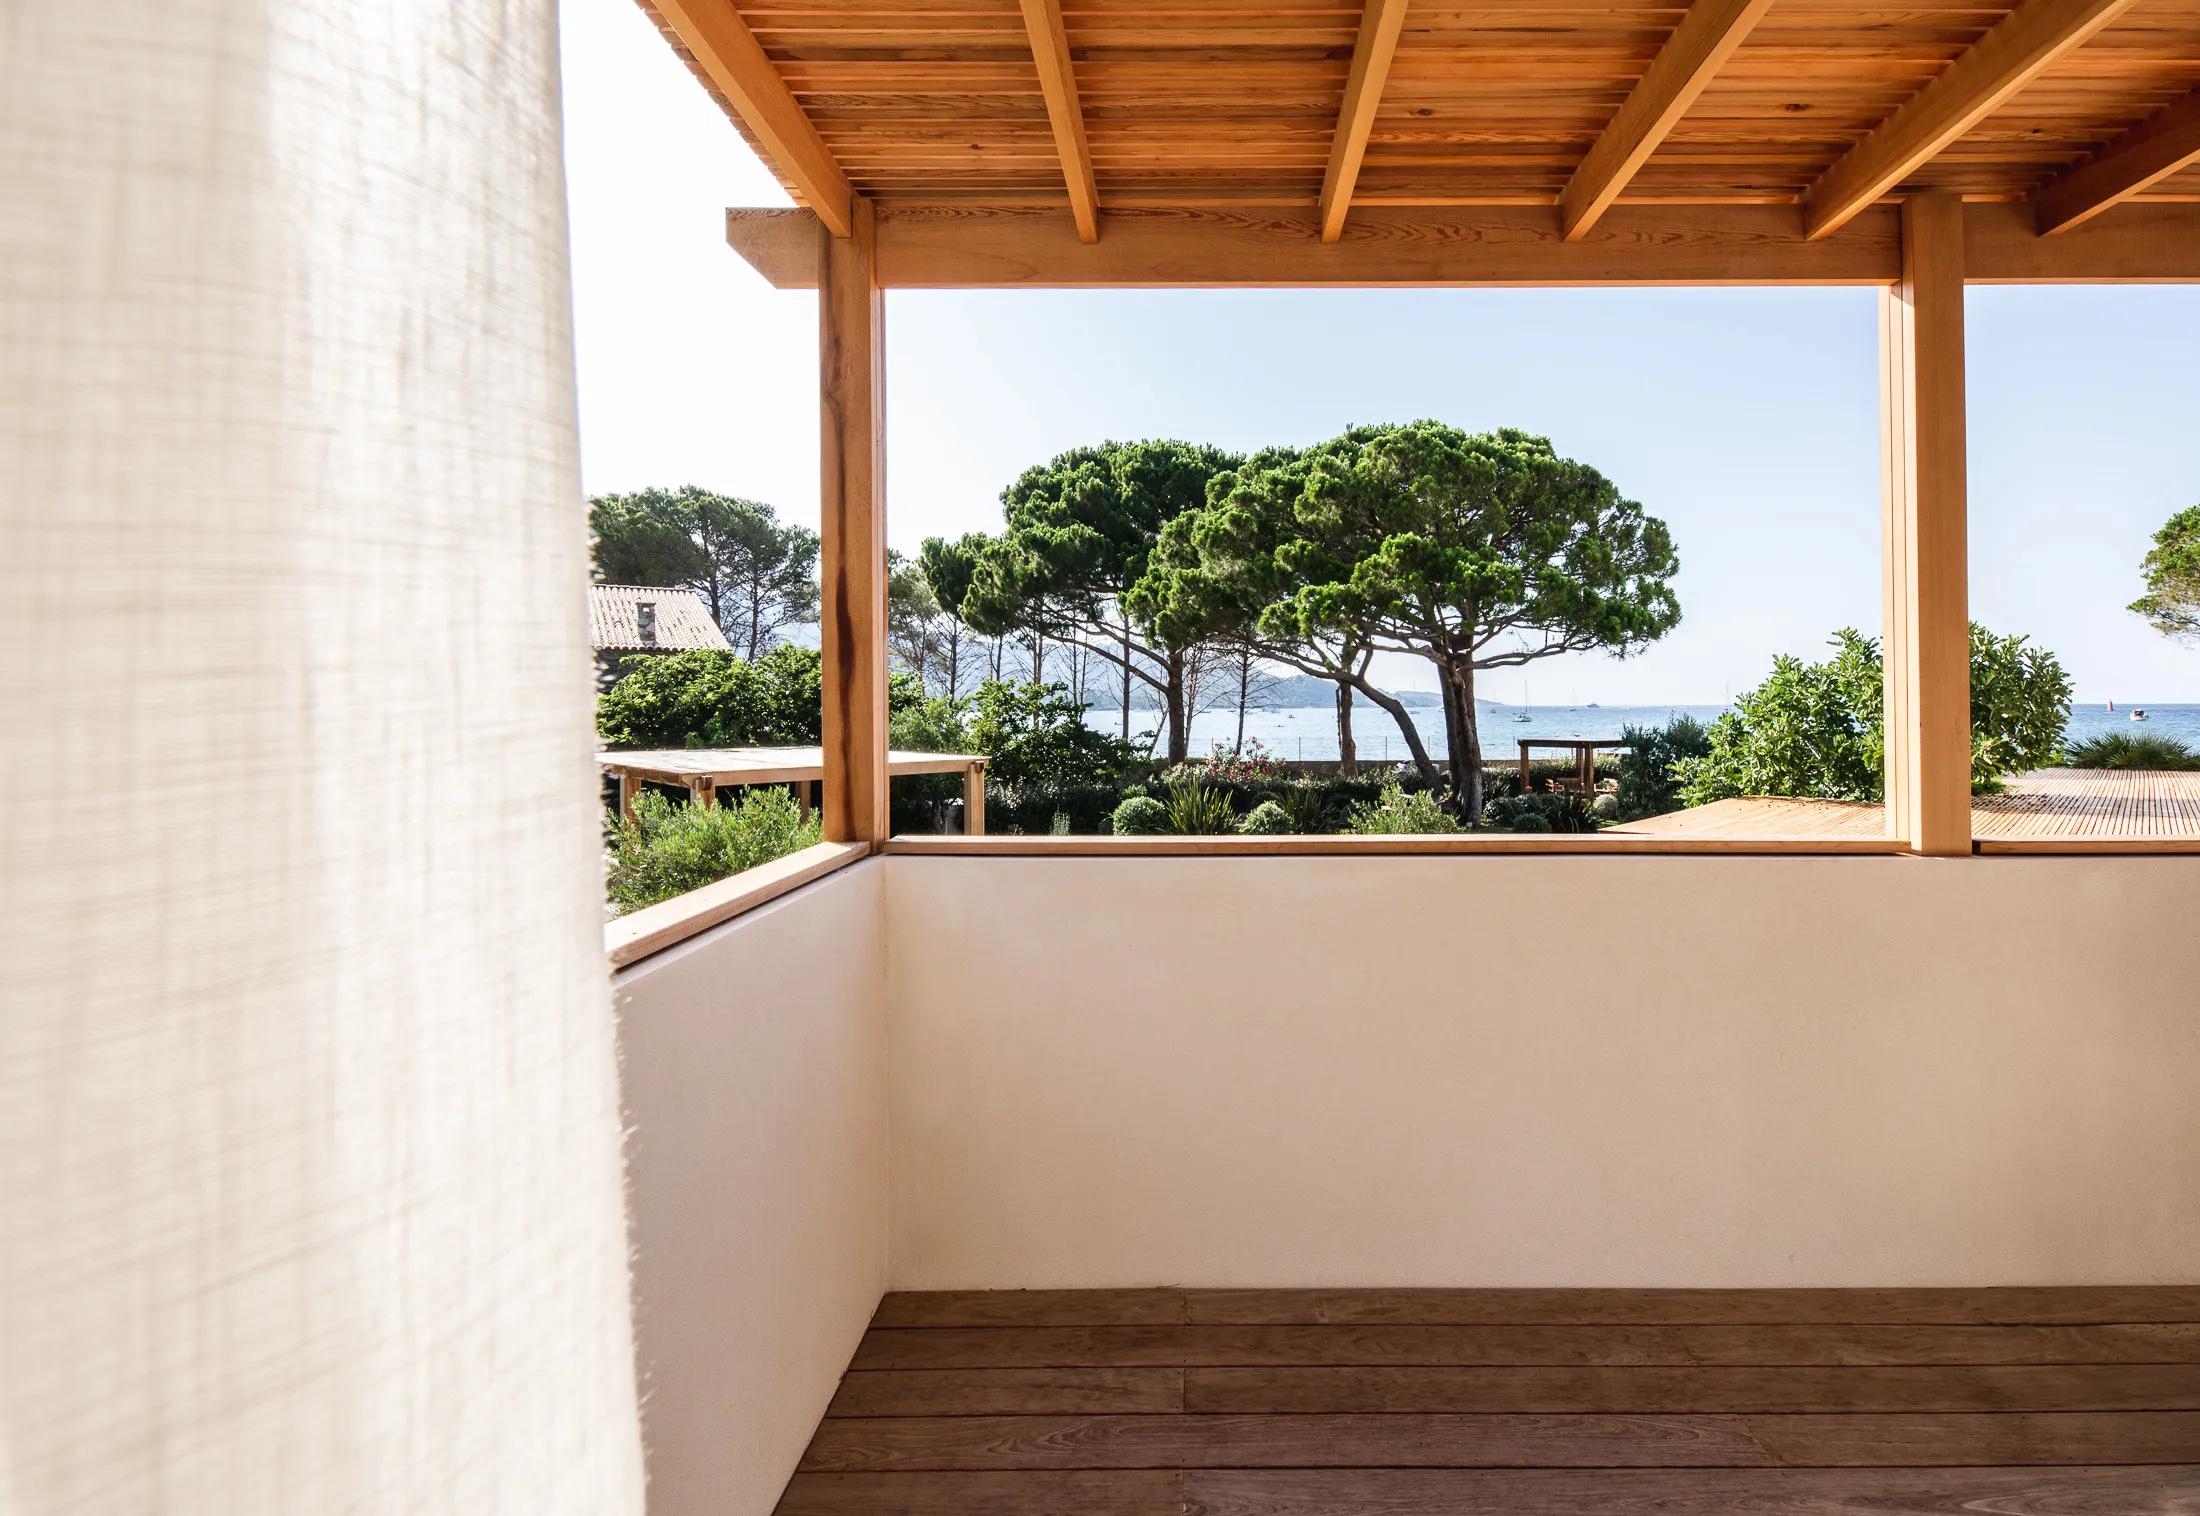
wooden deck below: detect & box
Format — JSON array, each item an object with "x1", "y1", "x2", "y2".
[
  {"x1": 1609, "y1": 768, "x2": 2200, "y2": 845},
  {"x1": 779, "y1": 1288, "x2": 2200, "y2": 1514}
]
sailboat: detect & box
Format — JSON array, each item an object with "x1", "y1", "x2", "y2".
[{"x1": 1513, "y1": 676, "x2": 1532, "y2": 722}]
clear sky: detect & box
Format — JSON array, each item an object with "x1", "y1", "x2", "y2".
[{"x1": 559, "y1": 0, "x2": 2200, "y2": 704}]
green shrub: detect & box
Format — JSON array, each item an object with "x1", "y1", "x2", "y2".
[
  {"x1": 1110, "y1": 795, "x2": 1169, "y2": 835},
  {"x1": 1240, "y1": 800, "x2": 1293, "y2": 835},
  {"x1": 1343, "y1": 782, "x2": 1460, "y2": 834},
  {"x1": 968, "y1": 679, "x2": 1138, "y2": 788},
  {"x1": 1163, "y1": 774, "x2": 1239, "y2": 834},
  {"x1": 2065, "y1": 731, "x2": 2200, "y2": 770},
  {"x1": 997, "y1": 781, "x2": 1135, "y2": 835},
  {"x1": 1275, "y1": 780, "x2": 1344, "y2": 834},
  {"x1": 1483, "y1": 791, "x2": 1599, "y2": 833},
  {"x1": 1674, "y1": 624, "x2": 2071, "y2": 805},
  {"x1": 600, "y1": 646, "x2": 943, "y2": 752},
  {"x1": 1616, "y1": 714, "x2": 1710, "y2": 820},
  {"x1": 597, "y1": 646, "x2": 824, "y2": 749},
  {"x1": 605, "y1": 788, "x2": 820, "y2": 915},
  {"x1": 886, "y1": 689, "x2": 974, "y2": 834}
]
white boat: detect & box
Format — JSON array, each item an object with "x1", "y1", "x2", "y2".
[{"x1": 2131, "y1": 708, "x2": 2150, "y2": 721}]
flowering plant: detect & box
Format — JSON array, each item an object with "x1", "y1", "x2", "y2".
[{"x1": 1198, "y1": 737, "x2": 1289, "y2": 784}]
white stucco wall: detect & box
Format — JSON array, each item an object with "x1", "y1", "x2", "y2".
[
  {"x1": 882, "y1": 854, "x2": 2200, "y2": 1290},
  {"x1": 616, "y1": 862, "x2": 887, "y2": 1516}
]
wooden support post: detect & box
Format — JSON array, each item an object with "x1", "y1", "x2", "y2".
[
  {"x1": 618, "y1": 770, "x2": 642, "y2": 825},
  {"x1": 689, "y1": 778, "x2": 718, "y2": 809},
  {"x1": 820, "y1": 200, "x2": 889, "y2": 844},
  {"x1": 963, "y1": 761, "x2": 987, "y2": 836},
  {"x1": 1879, "y1": 193, "x2": 1971, "y2": 856}
]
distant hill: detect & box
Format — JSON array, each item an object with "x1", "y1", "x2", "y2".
[
  {"x1": 1097, "y1": 674, "x2": 1512, "y2": 712},
  {"x1": 1261, "y1": 674, "x2": 1445, "y2": 710}
]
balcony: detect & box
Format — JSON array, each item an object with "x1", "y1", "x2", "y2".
[{"x1": 617, "y1": 853, "x2": 2200, "y2": 1513}]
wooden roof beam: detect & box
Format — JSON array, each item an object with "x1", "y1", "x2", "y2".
[
  {"x1": 2034, "y1": 88, "x2": 2200, "y2": 235},
  {"x1": 721, "y1": 202, "x2": 2200, "y2": 290},
  {"x1": 1560, "y1": 0, "x2": 1776, "y2": 242},
  {"x1": 1800, "y1": 0, "x2": 2141, "y2": 241},
  {"x1": 1017, "y1": 0, "x2": 1100, "y2": 243},
  {"x1": 1318, "y1": 0, "x2": 1411, "y2": 243},
  {"x1": 650, "y1": 0, "x2": 855, "y2": 238}
]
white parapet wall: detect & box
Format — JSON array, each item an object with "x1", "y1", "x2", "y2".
[
  {"x1": 617, "y1": 861, "x2": 888, "y2": 1516},
  {"x1": 883, "y1": 853, "x2": 2200, "y2": 1290}
]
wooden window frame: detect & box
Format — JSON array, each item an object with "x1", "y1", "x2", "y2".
[{"x1": 608, "y1": 194, "x2": 2200, "y2": 963}]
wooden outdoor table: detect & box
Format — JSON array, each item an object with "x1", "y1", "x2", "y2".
[
  {"x1": 598, "y1": 746, "x2": 988, "y2": 834},
  {"x1": 1518, "y1": 737, "x2": 1634, "y2": 796}
]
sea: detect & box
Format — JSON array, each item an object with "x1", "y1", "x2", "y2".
[{"x1": 1082, "y1": 701, "x2": 2200, "y2": 764}]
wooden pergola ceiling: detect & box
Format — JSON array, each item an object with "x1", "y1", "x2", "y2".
[{"x1": 642, "y1": 0, "x2": 2200, "y2": 243}]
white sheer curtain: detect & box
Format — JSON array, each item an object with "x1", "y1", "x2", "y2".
[{"x1": 2, "y1": 3, "x2": 645, "y2": 1512}]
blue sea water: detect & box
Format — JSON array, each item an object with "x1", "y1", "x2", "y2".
[{"x1": 1088, "y1": 701, "x2": 2200, "y2": 764}]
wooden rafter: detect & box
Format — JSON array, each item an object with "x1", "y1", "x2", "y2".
[
  {"x1": 1318, "y1": 0, "x2": 1411, "y2": 243},
  {"x1": 2035, "y1": 88, "x2": 2200, "y2": 235},
  {"x1": 1017, "y1": 0, "x2": 1100, "y2": 243},
  {"x1": 651, "y1": 0, "x2": 855, "y2": 237},
  {"x1": 1800, "y1": 0, "x2": 2141, "y2": 240},
  {"x1": 1559, "y1": 0, "x2": 1776, "y2": 242}
]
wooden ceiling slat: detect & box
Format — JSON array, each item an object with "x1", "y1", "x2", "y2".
[
  {"x1": 1558, "y1": 0, "x2": 1776, "y2": 239},
  {"x1": 2034, "y1": 86, "x2": 2200, "y2": 231},
  {"x1": 1800, "y1": 0, "x2": 2145, "y2": 238},
  {"x1": 653, "y1": 0, "x2": 2200, "y2": 235},
  {"x1": 1318, "y1": 0, "x2": 1412, "y2": 240}
]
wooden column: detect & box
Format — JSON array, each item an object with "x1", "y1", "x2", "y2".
[
  {"x1": 819, "y1": 200, "x2": 890, "y2": 844},
  {"x1": 963, "y1": 761, "x2": 987, "y2": 836},
  {"x1": 1879, "y1": 193, "x2": 1971, "y2": 856}
]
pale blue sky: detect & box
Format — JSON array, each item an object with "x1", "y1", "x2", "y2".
[{"x1": 559, "y1": 0, "x2": 2199, "y2": 703}]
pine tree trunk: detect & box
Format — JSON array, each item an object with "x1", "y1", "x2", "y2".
[
  {"x1": 1164, "y1": 648, "x2": 1189, "y2": 765},
  {"x1": 1443, "y1": 661, "x2": 1485, "y2": 824},
  {"x1": 1335, "y1": 680, "x2": 1357, "y2": 777},
  {"x1": 1119, "y1": 619, "x2": 1132, "y2": 741},
  {"x1": 1234, "y1": 649, "x2": 1249, "y2": 753}
]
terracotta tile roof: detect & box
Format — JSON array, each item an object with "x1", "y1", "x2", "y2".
[{"x1": 587, "y1": 585, "x2": 730, "y2": 654}]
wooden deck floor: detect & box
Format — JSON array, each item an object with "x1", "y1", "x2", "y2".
[
  {"x1": 1608, "y1": 768, "x2": 2200, "y2": 845},
  {"x1": 777, "y1": 1288, "x2": 2200, "y2": 1514}
]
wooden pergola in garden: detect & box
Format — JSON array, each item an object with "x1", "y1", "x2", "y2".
[{"x1": 640, "y1": 0, "x2": 2200, "y2": 859}]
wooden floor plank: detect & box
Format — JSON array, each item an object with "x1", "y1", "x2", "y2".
[
  {"x1": 874, "y1": 1289, "x2": 1187, "y2": 1328},
  {"x1": 776, "y1": 1469, "x2": 1184, "y2": 1514},
  {"x1": 851, "y1": 1322, "x2": 2200, "y2": 1371},
  {"x1": 1184, "y1": 1363, "x2": 2200, "y2": 1414},
  {"x1": 871, "y1": 1286, "x2": 2200, "y2": 1329},
  {"x1": 1181, "y1": 1465, "x2": 2200, "y2": 1515},
  {"x1": 789, "y1": 1293, "x2": 2200, "y2": 1512},
  {"x1": 1184, "y1": 1287, "x2": 2200, "y2": 1326},
  {"x1": 829, "y1": 1368, "x2": 1184, "y2": 1417},
  {"x1": 797, "y1": 1410, "x2": 2200, "y2": 1472}
]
